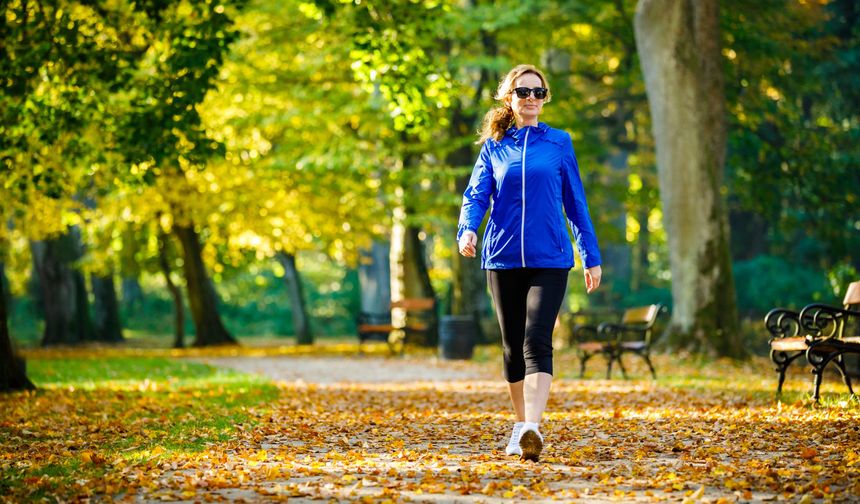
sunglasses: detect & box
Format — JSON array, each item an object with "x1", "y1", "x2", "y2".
[{"x1": 511, "y1": 87, "x2": 548, "y2": 99}]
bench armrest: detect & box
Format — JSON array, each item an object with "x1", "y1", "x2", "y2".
[
  {"x1": 358, "y1": 312, "x2": 392, "y2": 326},
  {"x1": 799, "y1": 303, "x2": 860, "y2": 340},
  {"x1": 764, "y1": 308, "x2": 801, "y2": 340},
  {"x1": 599, "y1": 322, "x2": 647, "y2": 338},
  {"x1": 573, "y1": 324, "x2": 600, "y2": 341}
]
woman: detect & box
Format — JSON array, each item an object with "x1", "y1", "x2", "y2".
[{"x1": 457, "y1": 64, "x2": 602, "y2": 462}]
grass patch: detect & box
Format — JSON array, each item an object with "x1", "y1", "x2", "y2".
[
  {"x1": 28, "y1": 357, "x2": 237, "y2": 389},
  {"x1": 551, "y1": 347, "x2": 860, "y2": 409},
  {"x1": 1, "y1": 355, "x2": 279, "y2": 501}
]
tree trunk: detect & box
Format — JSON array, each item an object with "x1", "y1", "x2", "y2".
[
  {"x1": 120, "y1": 228, "x2": 144, "y2": 309},
  {"x1": 121, "y1": 277, "x2": 144, "y2": 310},
  {"x1": 389, "y1": 145, "x2": 439, "y2": 347},
  {"x1": 157, "y1": 231, "x2": 185, "y2": 349},
  {"x1": 92, "y1": 273, "x2": 124, "y2": 342},
  {"x1": 359, "y1": 241, "x2": 391, "y2": 315},
  {"x1": 28, "y1": 258, "x2": 43, "y2": 318},
  {"x1": 635, "y1": 0, "x2": 742, "y2": 357},
  {"x1": 173, "y1": 224, "x2": 236, "y2": 347},
  {"x1": 390, "y1": 205, "x2": 438, "y2": 347},
  {"x1": 0, "y1": 263, "x2": 35, "y2": 392},
  {"x1": 31, "y1": 230, "x2": 95, "y2": 346},
  {"x1": 449, "y1": 109, "x2": 489, "y2": 323},
  {"x1": 602, "y1": 151, "x2": 633, "y2": 298},
  {"x1": 631, "y1": 205, "x2": 650, "y2": 292},
  {"x1": 1, "y1": 263, "x2": 9, "y2": 312},
  {"x1": 441, "y1": 23, "x2": 497, "y2": 332},
  {"x1": 275, "y1": 251, "x2": 312, "y2": 345}
]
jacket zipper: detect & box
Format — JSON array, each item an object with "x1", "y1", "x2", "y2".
[{"x1": 521, "y1": 128, "x2": 529, "y2": 268}]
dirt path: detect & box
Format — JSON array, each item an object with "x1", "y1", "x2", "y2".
[
  {"x1": 148, "y1": 355, "x2": 854, "y2": 503},
  {"x1": 197, "y1": 355, "x2": 491, "y2": 384},
  {"x1": 174, "y1": 355, "x2": 643, "y2": 503}
]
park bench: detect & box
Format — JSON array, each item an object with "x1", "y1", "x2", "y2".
[
  {"x1": 357, "y1": 297, "x2": 436, "y2": 355},
  {"x1": 574, "y1": 304, "x2": 664, "y2": 379},
  {"x1": 765, "y1": 281, "x2": 860, "y2": 401},
  {"x1": 766, "y1": 281, "x2": 860, "y2": 402}
]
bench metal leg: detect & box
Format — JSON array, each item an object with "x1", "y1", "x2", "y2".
[
  {"x1": 771, "y1": 350, "x2": 804, "y2": 397},
  {"x1": 834, "y1": 355, "x2": 855, "y2": 395},
  {"x1": 616, "y1": 355, "x2": 629, "y2": 380},
  {"x1": 642, "y1": 353, "x2": 657, "y2": 379},
  {"x1": 579, "y1": 353, "x2": 591, "y2": 378},
  {"x1": 776, "y1": 364, "x2": 788, "y2": 397},
  {"x1": 388, "y1": 330, "x2": 405, "y2": 356},
  {"x1": 812, "y1": 366, "x2": 825, "y2": 403},
  {"x1": 809, "y1": 351, "x2": 838, "y2": 403}
]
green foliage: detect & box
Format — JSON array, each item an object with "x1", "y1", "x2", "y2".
[
  {"x1": 616, "y1": 284, "x2": 673, "y2": 312},
  {"x1": 724, "y1": 0, "x2": 860, "y2": 269},
  {"x1": 2, "y1": 0, "x2": 859, "y2": 348},
  {"x1": 194, "y1": 0, "x2": 392, "y2": 265},
  {"x1": 212, "y1": 256, "x2": 361, "y2": 337},
  {"x1": 733, "y1": 255, "x2": 833, "y2": 317},
  {"x1": 120, "y1": 263, "x2": 360, "y2": 339},
  {"x1": 118, "y1": 0, "x2": 243, "y2": 173},
  {"x1": 0, "y1": 0, "x2": 156, "y2": 242},
  {"x1": 8, "y1": 258, "x2": 361, "y2": 348},
  {"x1": 333, "y1": 0, "x2": 459, "y2": 135}
]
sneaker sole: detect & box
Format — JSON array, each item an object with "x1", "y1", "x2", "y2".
[{"x1": 519, "y1": 430, "x2": 542, "y2": 462}]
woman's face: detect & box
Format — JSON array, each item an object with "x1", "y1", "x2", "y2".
[{"x1": 509, "y1": 72, "x2": 545, "y2": 123}]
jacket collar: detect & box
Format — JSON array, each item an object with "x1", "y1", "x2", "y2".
[{"x1": 506, "y1": 122, "x2": 549, "y2": 144}]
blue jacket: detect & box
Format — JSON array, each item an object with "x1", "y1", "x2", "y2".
[{"x1": 457, "y1": 122, "x2": 602, "y2": 270}]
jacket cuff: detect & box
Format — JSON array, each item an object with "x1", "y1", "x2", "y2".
[
  {"x1": 583, "y1": 256, "x2": 602, "y2": 269},
  {"x1": 456, "y1": 225, "x2": 475, "y2": 242}
]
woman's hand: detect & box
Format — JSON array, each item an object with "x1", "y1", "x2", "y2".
[
  {"x1": 584, "y1": 265, "x2": 602, "y2": 294},
  {"x1": 458, "y1": 231, "x2": 478, "y2": 257}
]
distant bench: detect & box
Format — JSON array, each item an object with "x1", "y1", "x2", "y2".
[
  {"x1": 573, "y1": 304, "x2": 665, "y2": 379},
  {"x1": 357, "y1": 298, "x2": 436, "y2": 355}
]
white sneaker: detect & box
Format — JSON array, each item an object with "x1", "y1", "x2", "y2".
[
  {"x1": 505, "y1": 422, "x2": 525, "y2": 456},
  {"x1": 518, "y1": 423, "x2": 543, "y2": 462}
]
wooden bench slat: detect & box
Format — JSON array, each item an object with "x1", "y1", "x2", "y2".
[
  {"x1": 391, "y1": 298, "x2": 435, "y2": 310},
  {"x1": 577, "y1": 342, "x2": 607, "y2": 353},
  {"x1": 358, "y1": 297, "x2": 437, "y2": 355},
  {"x1": 844, "y1": 281, "x2": 860, "y2": 306},
  {"x1": 621, "y1": 304, "x2": 659, "y2": 325},
  {"x1": 770, "y1": 337, "x2": 808, "y2": 352},
  {"x1": 358, "y1": 324, "x2": 396, "y2": 333},
  {"x1": 619, "y1": 341, "x2": 647, "y2": 351}
]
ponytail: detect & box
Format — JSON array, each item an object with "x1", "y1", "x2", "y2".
[{"x1": 477, "y1": 105, "x2": 515, "y2": 145}]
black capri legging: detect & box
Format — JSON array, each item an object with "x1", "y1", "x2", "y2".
[{"x1": 487, "y1": 268, "x2": 569, "y2": 383}]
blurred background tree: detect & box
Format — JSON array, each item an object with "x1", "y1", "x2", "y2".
[{"x1": 2, "y1": 0, "x2": 858, "y2": 388}]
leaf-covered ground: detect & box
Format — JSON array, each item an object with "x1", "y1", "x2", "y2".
[{"x1": 2, "y1": 344, "x2": 859, "y2": 502}]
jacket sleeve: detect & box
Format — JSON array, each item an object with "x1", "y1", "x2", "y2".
[
  {"x1": 561, "y1": 133, "x2": 602, "y2": 268},
  {"x1": 457, "y1": 142, "x2": 494, "y2": 241}
]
